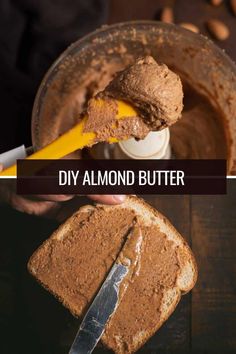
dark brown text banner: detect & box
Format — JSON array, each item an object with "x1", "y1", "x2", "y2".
[{"x1": 16, "y1": 159, "x2": 226, "y2": 195}]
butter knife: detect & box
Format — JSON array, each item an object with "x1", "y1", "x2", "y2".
[{"x1": 69, "y1": 225, "x2": 142, "y2": 354}]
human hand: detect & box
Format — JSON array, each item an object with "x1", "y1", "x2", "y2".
[{"x1": 0, "y1": 174, "x2": 126, "y2": 221}]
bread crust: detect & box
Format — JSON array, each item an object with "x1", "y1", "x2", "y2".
[{"x1": 28, "y1": 196, "x2": 197, "y2": 353}]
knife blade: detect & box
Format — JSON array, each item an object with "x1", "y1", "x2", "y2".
[{"x1": 69, "y1": 225, "x2": 142, "y2": 354}]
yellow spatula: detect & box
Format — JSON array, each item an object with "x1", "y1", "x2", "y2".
[{"x1": 0, "y1": 99, "x2": 138, "y2": 176}]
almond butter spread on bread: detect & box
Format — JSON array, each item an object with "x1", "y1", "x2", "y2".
[{"x1": 28, "y1": 196, "x2": 197, "y2": 353}]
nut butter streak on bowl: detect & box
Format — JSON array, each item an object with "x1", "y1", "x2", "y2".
[{"x1": 31, "y1": 21, "x2": 236, "y2": 173}]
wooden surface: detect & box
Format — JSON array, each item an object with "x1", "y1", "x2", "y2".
[{"x1": 109, "y1": 0, "x2": 236, "y2": 61}]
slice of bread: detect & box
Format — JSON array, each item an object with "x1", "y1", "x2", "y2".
[{"x1": 28, "y1": 196, "x2": 197, "y2": 353}]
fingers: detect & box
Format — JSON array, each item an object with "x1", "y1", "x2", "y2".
[
  {"x1": 0, "y1": 181, "x2": 64, "y2": 217},
  {"x1": 8, "y1": 193, "x2": 60, "y2": 216},
  {"x1": 32, "y1": 194, "x2": 75, "y2": 202},
  {"x1": 87, "y1": 195, "x2": 126, "y2": 205},
  {"x1": 0, "y1": 177, "x2": 126, "y2": 219}
]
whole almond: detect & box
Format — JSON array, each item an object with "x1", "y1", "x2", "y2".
[
  {"x1": 210, "y1": 0, "x2": 223, "y2": 6},
  {"x1": 230, "y1": 0, "x2": 236, "y2": 15},
  {"x1": 206, "y1": 19, "x2": 230, "y2": 40},
  {"x1": 179, "y1": 22, "x2": 199, "y2": 33},
  {"x1": 161, "y1": 6, "x2": 174, "y2": 23}
]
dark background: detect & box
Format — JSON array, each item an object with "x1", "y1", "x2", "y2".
[{"x1": 0, "y1": 1, "x2": 236, "y2": 353}]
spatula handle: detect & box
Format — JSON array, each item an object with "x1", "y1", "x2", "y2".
[{"x1": 0, "y1": 118, "x2": 95, "y2": 176}]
